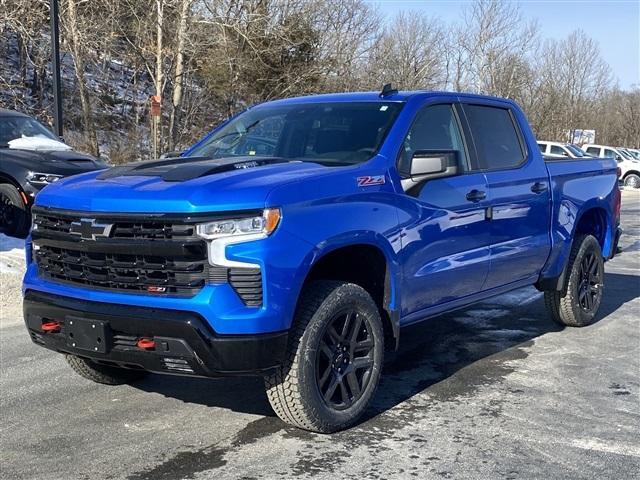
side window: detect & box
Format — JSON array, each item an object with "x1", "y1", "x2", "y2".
[
  {"x1": 586, "y1": 146, "x2": 599, "y2": 156},
  {"x1": 463, "y1": 105, "x2": 525, "y2": 170},
  {"x1": 537, "y1": 142, "x2": 547, "y2": 153},
  {"x1": 550, "y1": 145, "x2": 566, "y2": 156},
  {"x1": 399, "y1": 104, "x2": 467, "y2": 173},
  {"x1": 604, "y1": 149, "x2": 617, "y2": 159}
]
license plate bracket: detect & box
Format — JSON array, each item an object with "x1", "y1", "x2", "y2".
[{"x1": 65, "y1": 316, "x2": 110, "y2": 353}]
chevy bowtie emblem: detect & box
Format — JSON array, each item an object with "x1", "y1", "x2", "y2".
[{"x1": 69, "y1": 218, "x2": 114, "y2": 240}]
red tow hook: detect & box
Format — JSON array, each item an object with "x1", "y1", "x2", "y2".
[
  {"x1": 41, "y1": 321, "x2": 61, "y2": 333},
  {"x1": 137, "y1": 338, "x2": 156, "y2": 350}
]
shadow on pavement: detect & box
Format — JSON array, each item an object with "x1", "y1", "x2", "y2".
[{"x1": 131, "y1": 272, "x2": 639, "y2": 422}]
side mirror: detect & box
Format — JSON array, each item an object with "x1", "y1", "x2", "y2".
[{"x1": 402, "y1": 150, "x2": 460, "y2": 181}]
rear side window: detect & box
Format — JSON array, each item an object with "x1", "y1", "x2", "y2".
[
  {"x1": 537, "y1": 142, "x2": 547, "y2": 153},
  {"x1": 463, "y1": 105, "x2": 525, "y2": 170}
]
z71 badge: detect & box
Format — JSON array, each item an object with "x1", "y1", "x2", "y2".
[{"x1": 357, "y1": 175, "x2": 386, "y2": 187}]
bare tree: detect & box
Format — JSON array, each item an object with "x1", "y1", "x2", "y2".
[{"x1": 365, "y1": 12, "x2": 446, "y2": 90}]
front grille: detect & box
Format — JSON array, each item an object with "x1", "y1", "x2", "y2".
[
  {"x1": 33, "y1": 212, "x2": 196, "y2": 240},
  {"x1": 31, "y1": 208, "x2": 264, "y2": 305},
  {"x1": 32, "y1": 209, "x2": 208, "y2": 296},
  {"x1": 35, "y1": 245, "x2": 207, "y2": 295}
]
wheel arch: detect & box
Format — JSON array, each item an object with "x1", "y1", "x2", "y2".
[
  {"x1": 298, "y1": 240, "x2": 400, "y2": 350},
  {"x1": 0, "y1": 172, "x2": 29, "y2": 205},
  {"x1": 537, "y1": 204, "x2": 612, "y2": 292}
]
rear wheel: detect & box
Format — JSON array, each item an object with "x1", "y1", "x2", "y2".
[
  {"x1": 623, "y1": 173, "x2": 640, "y2": 189},
  {"x1": 265, "y1": 281, "x2": 384, "y2": 433},
  {"x1": 544, "y1": 235, "x2": 604, "y2": 327},
  {"x1": 0, "y1": 184, "x2": 30, "y2": 238},
  {"x1": 65, "y1": 355, "x2": 148, "y2": 385}
]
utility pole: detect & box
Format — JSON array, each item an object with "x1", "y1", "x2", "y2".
[{"x1": 50, "y1": 0, "x2": 63, "y2": 137}]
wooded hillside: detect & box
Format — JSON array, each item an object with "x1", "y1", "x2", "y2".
[{"x1": 1, "y1": 0, "x2": 638, "y2": 162}]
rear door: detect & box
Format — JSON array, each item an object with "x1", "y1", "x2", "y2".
[{"x1": 461, "y1": 102, "x2": 552, "y2": 290}]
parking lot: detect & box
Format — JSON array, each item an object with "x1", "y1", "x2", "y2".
[{"x1": 1, "y1": 191, "x2": 638, "y2": 480}]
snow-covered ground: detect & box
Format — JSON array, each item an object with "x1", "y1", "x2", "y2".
[{"x1": 0, "y1": 234, "x2": 26, "y2": 275}]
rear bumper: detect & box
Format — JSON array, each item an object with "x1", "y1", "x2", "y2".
[{"x1": 23, "y1": 290, "x2": 288, "y2": 377}]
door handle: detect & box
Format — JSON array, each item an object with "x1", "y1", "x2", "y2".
[
  {"x1": 466, "y1": 189, "x2": 486, "y2": 202},
  {"x1": 531, "y1": 182, "x2": 548, "y2": 194}
]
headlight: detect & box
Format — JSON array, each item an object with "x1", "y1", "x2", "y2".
[
  {"x1": 27, "y1": 172, "x2": 63, "y2": 185},
  {"x1": 196, "y1": 208, "x2": 281, "y2": 240}
]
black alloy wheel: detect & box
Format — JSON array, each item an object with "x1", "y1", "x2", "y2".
[
  {"x1": 576, "y1": 250, "x2": 603, "y2": 312},
  {"x1": 316, "y1": 309, "x2": 375, "y2": 410}
]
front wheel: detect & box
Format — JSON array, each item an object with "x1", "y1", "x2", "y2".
[
  {"x1": 544, "y1": 235, "x2": 604, "y2": 327},
  {"x1": 0, "y1": 184, "x2": 30, "y2": 238},
  {"x1": 265, "y1": 281, "x2": 384, "y2": 433}
]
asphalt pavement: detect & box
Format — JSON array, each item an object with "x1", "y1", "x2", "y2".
[{"x1": 1, "y1": 191, "x2": 638, "y2": 480}]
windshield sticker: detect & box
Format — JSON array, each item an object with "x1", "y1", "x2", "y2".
[{"x1": 357, "y1": 175, "x2": 385, "y2": 187}]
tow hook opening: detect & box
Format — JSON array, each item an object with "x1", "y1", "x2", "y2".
[
  {"x1": 41, "y1": 320, "x2": 61, "y2": 333},
  {"x1": 136, "y1": 338, "x2": 156, "y2": 350}
]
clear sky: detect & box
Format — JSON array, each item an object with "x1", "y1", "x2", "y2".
[{"x1": 368, "y1": 0, "x2": 639, "y2": 89}]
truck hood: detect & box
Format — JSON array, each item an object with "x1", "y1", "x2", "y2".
[
  {"x1": 1, "y1": 148, "x2": 107, "y2": 176},
  {"x1": 35, "y1": 156, "x2": 337, "y2": 213}
]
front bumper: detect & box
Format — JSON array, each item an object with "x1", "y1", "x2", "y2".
[{"x1": 24, "y1": 290, "x2": 288, "y2": 377}]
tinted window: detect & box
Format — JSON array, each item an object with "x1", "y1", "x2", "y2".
[
  {"x1": 537, "y1": 142, "x2": 547, "y2": 152},
  {"x1": 586, "y1": 147, "x2": 600, "y2": 155},
  {"x1": 463, "y1": 105, "x2": 525, "y2": 170},
  {"x1": 400, "y1": 104, "x2": 466, "y2": 172},
  {"x1": 0, "y1": 116, "x2": 58, "y2": 145},
  {"x1": 604, "y1": 149, "x2": 617, "y2": 158},
  {"x1": 187, "y1": 102, "x2": 403, "y2": 166}
]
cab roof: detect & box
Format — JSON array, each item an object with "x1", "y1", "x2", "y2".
[{"x1": 259, "y1": 90, "x2": 518, "y2": 106}]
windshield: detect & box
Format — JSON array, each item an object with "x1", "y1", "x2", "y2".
[
  {"x1": 566, "y1": 144, "x2": 586, "y2": 157},
  {"x1": 0, "y1": 116, "x2": 58, "y2": 146},
  {"x1": 187, "y1": 102, "x2": 403, "y2": 165},
  {"x1": 627, "y1": 149, "x2": 640, "y2": 160},
  {"x1": 618, "y1": 149, "x2": 634, "y2": 160}
]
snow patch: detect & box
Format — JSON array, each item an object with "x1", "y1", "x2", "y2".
[
  {"x1": 8, "y1": 136, "x2": 72, "y2": 152},
  {"x1": 0, "y1": 234, "x2": 26, "y2": 275}
]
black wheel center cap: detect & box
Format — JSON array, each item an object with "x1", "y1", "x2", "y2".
[{"x1": 332, "y1": 350, "x2": 350, "y2": 369}]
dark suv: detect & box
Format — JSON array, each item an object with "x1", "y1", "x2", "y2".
[{"x1": 0, "y1": 109, "x2": 107, "y2": 237}]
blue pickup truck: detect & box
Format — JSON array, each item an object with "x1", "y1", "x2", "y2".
[{"x1": 23, "y1": 90, "x2": 621, "y2": 432}]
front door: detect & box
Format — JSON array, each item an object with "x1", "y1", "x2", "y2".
[{"x1": 396, "y1": 102, "x2": 491, "y2": 319}]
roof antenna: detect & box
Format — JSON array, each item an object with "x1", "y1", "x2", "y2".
[{"x1": 380, "y1": 83, "x2": 398, "y2": 97}]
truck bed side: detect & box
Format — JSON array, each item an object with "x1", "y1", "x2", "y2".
[{"x1": 539, "y1": 157, "x2": 620, "y2": 287}]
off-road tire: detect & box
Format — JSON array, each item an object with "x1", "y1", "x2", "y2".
[
  {"x1": 265, "y1": 281, "x2": 384, "y2": 433},
  {"x1": 65, "y1": 355, "x2": 148, "y2": 385},
  {"x1": 0, "y1": 184, "x2": 30, "y2": 238},
  {"x1": 544, "y1": 235, "x2": 604, "y2": 327}
]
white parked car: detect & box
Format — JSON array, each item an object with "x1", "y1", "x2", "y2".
[
  {"x1": 537, "y1": 141, "x2": 590, "y2": 158},
  {"x1": 582, "y1": 144, "x2": 640, "y2": 188},
  {"x1": 620, "y1": 147, "x2": 640, "y2": 161}
]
